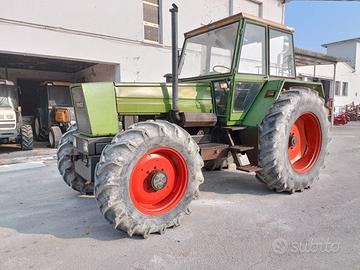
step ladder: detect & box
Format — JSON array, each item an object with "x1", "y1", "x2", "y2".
[{"x1": 224, "y1": 128, "x2": 262, "y2": 173}]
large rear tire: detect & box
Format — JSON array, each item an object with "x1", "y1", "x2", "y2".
[
  {"x1": 95, "y1": 120, "x2": 204, "y2": 238},
  {"x1": 256, "y1": 88, "x2": 330, "y2": 193},
  {"x1": 20, "y1": 125, "x2": 33, "y2": 151},
  {"x1": 57, "y1": 124, "x2": 94, "y2": 194}
]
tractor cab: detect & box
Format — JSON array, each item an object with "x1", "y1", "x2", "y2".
[
  {"x1": 38, "y1": 81, "x2": 72, "y2": 108},
  {"x1": 0, "y1": 80, "x2": 19, "y2": 110},
  {"x1": 178, "y1": 13, "x2": 296, "y2": 125},
  {"x1": 0, "y1": 80, "x2": 33, "y2": 150},
  {"x1": 34, "y1": 81, "x2": 75, "y2": 147}
]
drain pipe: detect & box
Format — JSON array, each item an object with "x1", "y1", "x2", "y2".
[{"x1": 170, "y1": 4, "x2": 179, "y2": 112}]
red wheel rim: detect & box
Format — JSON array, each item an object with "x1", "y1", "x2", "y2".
[
  {"x1": 288, "y1": 112, "x2": 322, "y2": 174},
  {"x1": 130, "y1": 147, "x2": 188, "y2": 216}
]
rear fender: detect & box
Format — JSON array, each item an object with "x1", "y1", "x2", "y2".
[{"x1": 241, "y1": 79, "x2": 324, "y2": 127}]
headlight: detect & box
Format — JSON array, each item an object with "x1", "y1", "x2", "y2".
[{"x1": 83, "y1": 140, "x2": 89, "y2": 153}]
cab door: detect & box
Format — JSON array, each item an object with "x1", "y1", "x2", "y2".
[{"x1": 229, "y1": 22, "x2": 267, "y2": 122}]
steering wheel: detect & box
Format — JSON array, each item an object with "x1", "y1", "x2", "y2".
[{"x1": 212, "y1": 65, "x2": 230, "y2": 73}]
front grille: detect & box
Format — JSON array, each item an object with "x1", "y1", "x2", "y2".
[
  {"x1": 72, "y1": 87, "x2": 91, "y2": 134},
  {"x1": 0, "y1": 113, "x2": 15, "y2": 120},
  {"x1": 0, "y1": 122, "x2": 15, "y2": 129}
]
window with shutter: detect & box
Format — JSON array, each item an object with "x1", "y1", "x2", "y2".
[{"x1": 143, "y1": 0, "x2": 161, "y2": 43}]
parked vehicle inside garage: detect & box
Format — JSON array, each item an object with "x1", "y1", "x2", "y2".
[
  {"x1": 0, "y1": 80, "x2": 33, "y2": 150},
  {"x1": 57, "y1": 7, "x2": 330, "y2": 238},
  {"x1": 33, "y1": 81, "x2": 75, "y2": 148}
]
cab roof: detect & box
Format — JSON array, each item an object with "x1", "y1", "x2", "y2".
[
  {"x1": 40, "y1": 81, "x2": 71, "y2": 87},
  {"x1": 184, "y1": 12, "x2": 294, "y2": 38},
  {"x1": 0, "y1": 79, "x2": 15, "y2": 86}
]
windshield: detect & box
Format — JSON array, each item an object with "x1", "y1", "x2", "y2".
[
  {"x1": 48, "y1": 86, "x2": 72, "y2": 106},
  {"x1": 179, "y1": 22, "x2": 239, "y2": 79},
  {"x1": 0, "y1": 86, "x2": 18, "y2": 108}
]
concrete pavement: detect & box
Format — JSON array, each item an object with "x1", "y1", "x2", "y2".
[{"x1": 0, "y1": 123, "x2": 359, "y2": 270}]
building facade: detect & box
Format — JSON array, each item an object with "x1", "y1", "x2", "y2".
[
  {"x1": 0, "y1": 0, "x2": 284, "y2": 84},
  {"x1": 297, "y1": 38, "x2": 360, "y2": 108}
]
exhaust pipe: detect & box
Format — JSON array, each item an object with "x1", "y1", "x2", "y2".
[{"x1": 170, "y1": 4, "x2": 179, "y2": 111}]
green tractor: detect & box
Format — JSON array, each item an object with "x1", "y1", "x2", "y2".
[{"x1": 57, "y1": 6, "x2": 329, "y2": 238}]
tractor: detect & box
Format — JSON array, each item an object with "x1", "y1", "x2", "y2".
[
  {"x1": 33, "y1": 81, "x2": 75, "y2": 148},
  {"x1": 57, "y1": 6, "x2": 329, "y2": 238},
  {"x1": 0, "y1": 80, "x2": 33, "y2": 150}
]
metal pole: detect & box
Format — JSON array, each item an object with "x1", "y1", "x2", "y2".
[
  {"x1": 330, "y1": 63, "x2": 337, "y2": 127},
  {"x1": 170, "y1": 4, "x2": 179, "y2": 111}
]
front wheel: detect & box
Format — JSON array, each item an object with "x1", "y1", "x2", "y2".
[
  {"x1": 256, "y1": 88, "x2": 330, "y2": 193},
  {"x1": 20, "y1": 125, "x2": 33, "y2": 150},
  {"x1": 95, "y1": 120, "x2": 204, "y2": 238},
  {"x1": 57, "y1": 124, "x2": 94, "y2": 194}
]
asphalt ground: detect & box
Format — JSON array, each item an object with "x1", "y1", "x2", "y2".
[{"x1": 0, "y1": 122, "x2": 359, "y2": 270}]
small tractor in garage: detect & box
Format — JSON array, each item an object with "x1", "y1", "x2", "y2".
[
  {"x1": 57, "y1": 6, "x2": 330, "y2": 238},
  {"x1": 33, "y1": 81, "x2": 75, "y2": 148},
  {"x1": 0, "y1": 80, "x2": 33, "y2": 150}
]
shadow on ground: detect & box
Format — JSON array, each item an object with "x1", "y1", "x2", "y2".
[
  {"x1": 201, "y1": 169, "x2": 276, "y2": 196},
  {"x1": 0, "y1": 165, "x2": 279, "y2": 241},
  {"x1": 0, "y1": 141, "x2": 55, "y2": 165}
]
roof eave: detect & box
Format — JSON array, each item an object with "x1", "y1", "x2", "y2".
[{"x1": 322, "y1": 38, "x2": 360, "y2": 48}]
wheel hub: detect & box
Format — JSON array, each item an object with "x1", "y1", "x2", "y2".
[
  {"x1": 150, "y1": 171, "x2": 168, "y2": 191},
  {"x1": 130, "y1": 147, "x2": 188, "y2": 216},
  {"x1": 288, "y1": 112, "x2": 322, "y2": 174},
  {"x1": 289, "y1": 135, "x2": 297, "y2": 147}
]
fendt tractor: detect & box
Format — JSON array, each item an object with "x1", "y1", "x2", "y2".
[
  {"x1": 57, "y1": 6, "x2": 329, "y2": 238},
  {"x1": 33, "y1": 81, "x2": 74, "y2": 148},
  {"x1": 0, "y1": 80, "x2": 33, "y2": 150}
]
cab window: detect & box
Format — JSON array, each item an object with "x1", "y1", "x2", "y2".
[
  {"x1": 238, "y1": 23, "x2": 266, "y2": 75},
  {"x1": 269, "y1": 29, "x2": 295, "y2": 77}
]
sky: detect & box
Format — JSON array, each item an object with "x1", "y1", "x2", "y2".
[{"x1": 285, "y1": 1, "x2": 360, "y2": 53}]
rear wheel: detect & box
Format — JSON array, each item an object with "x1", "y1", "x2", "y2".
[
  {"x1": 20, "y1": 125, "x2": 33, "y2": 150},
  {"x1": 49, "y1": 126, "x2": 62, "y2": 148},
  {"x1": 256, "y1": 88, "x2": 330, "y2": 193},
  {"x1": 95, "y1": 120, "x2": 204, "y2": 238},
  {"x1": 57, "y1": 124, "x2": 94, "y2": 194}
]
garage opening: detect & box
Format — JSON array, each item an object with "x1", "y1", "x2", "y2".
[
  {"x1": 0, "y1": 53, "x2": 119, "y2": 151},
  {"x1": 0, "y1": 52, "x2": 119, "y2": 119}
]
